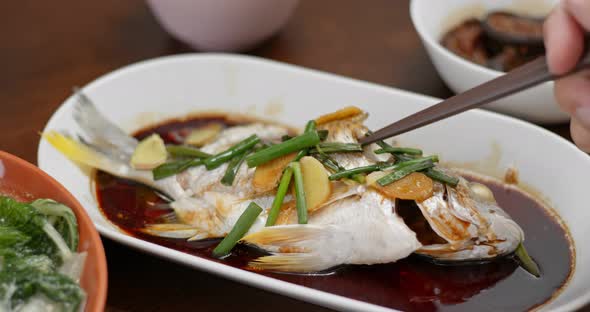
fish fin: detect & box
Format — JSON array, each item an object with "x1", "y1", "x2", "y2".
[
  {"x1": 141, "y1": 223, "x2": 201, "y2": 239},
  {"x1": 154, "y1": 212, "x2": 180, "y2": 223},
  {"x1": 244, "y1": 206, "x2": 422, "y2": 273},
  {"x1": 43, "y1": 131, "x2": 128, "y2": 176},
  {"x1": 243, "y1": 225, "x2": 342, "y2": 272},
  {"x1": 242, "y1": 224, "x2": 324, "y2": 246},
  {"x1": 73, "y1": 89, "x2": 138, "y2": 161},
  {"x1": 249, "y1": 254, "x2": 322, "y2": 273}
]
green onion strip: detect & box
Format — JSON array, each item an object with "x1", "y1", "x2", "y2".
[
  {"x1": 265, "y1": 167, "x2": 294, "y2": 226},
  {"x1": 246, "y1": 131, "x2": 320, "y2": 168},
  {"x1": 290, "y1": 162, "x2": 308, "y2": 224},
  {"x1": 212, "y1": 202, "x2": 263, "y2": 258}
]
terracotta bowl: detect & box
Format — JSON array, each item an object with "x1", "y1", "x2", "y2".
[{"x1": 0, "y1": 151, "x2": 107, "y2": 312}]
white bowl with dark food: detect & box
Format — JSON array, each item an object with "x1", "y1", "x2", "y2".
[
  {"x1": 410, "y1": 0, "x2": 568, "y2": 124},
  {"x1": 37, "y1": 54, "x2": 588, "y2": 311}
]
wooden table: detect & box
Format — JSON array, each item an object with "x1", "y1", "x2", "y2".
[{"x1": 0, "y1": 1, "x2": 575, "y2": 311}]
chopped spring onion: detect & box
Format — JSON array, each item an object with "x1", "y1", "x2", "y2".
[
  {"x1": 204, "y1": 135, "x2": 260, "y2": 170},
  {"x1": 373, "y1": 137, "x2": 459, "y2": 187},
  {"x1": 515, "y1": 243, "x2": 541, "y2": 278},
  {"x1": 328, "y1": 163, "x2": 383, "y2": 180},
  {"x1": 220, "y1": 148, "x2": 252, "y2": 186},
  {"x1": 304, "y1": 120, "x2": 317, "y2": 132},
  {"x1": 294, "y1": 120, "x2": 317, "y2": 161},
  {"x1": 290, "y1": 162, "x2": 308, "y2": 224},
  {"x1": 395, "y1": 154, "x2": 459, "y2": 187},
  {"x1": 153, "y1": 158, "x2": 203, "y2": 180},
  {"x1": 377, "y1": 159, "x2": 435, "y2": 186},
  {"x1": 212, "y1": 202, "x2": 263, "y2": 258},
  {"x1": 314, "y1": 154, "x2": 365, "y2": 183},
  {"x1": 246, "y1": 131, "x2": 321, "y2": 168},
  {"x1": 374, "y1": 147, "x2": 422, "y2": 156},
  {"x1": 393, "y1": 154, "x2": 412, "y2": 161},
  {"x1": 257, "y1": 143, "x2": 273, "y2": 150},
  {"x1": 313, "y1": 142, "x2": 363, "y2": 154},
  {"x1": 423, "y1": 168, "x2": 459, "y2": 187},
  {"x1": 368, "y1": 132, "x2": 422, "y2": 158},
  {"x1": 380, "y1": 155, "x2": 439, "y2": 171},
  {"x1": 314, "y1": 153, "x2": 342, "y2": 172},
  {"x1": 265, "y1": 167, "x2": 293, "y2": 226},
  {"x1": 166, "y1": 145, "x2": 212, "y2": 159}
]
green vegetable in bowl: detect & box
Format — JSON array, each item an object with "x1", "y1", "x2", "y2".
[
  {"x1": 31, "y1": 199, "x2": 79, "y2": 252},
  {"x1": 0, "y1": 196, "x2": 85, "y2": 312}
]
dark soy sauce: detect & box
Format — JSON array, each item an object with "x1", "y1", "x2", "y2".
[{"x1": 95, "y1": 116, "x2": 572, "y2": 311}]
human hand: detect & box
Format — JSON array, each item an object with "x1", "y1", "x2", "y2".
[{"x1": 544, "y1": 0, "x2": 590, "y2": 152}]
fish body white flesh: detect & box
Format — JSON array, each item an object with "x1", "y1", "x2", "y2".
[{"x1": 243, "y1": 188, "x2": 422, "y2": 272}]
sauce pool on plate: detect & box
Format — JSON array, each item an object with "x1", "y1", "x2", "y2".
[{"x1": 95, "y1": 115, "x2": 572, "y2": 311}]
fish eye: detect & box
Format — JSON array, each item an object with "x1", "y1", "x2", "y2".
[{"x1": 469, "y1": 182, "x2": 496, "y2": 203}]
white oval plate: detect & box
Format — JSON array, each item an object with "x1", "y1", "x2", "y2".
[{"x1": 38, "y1": 54, "x2": 589, "y2": 312}]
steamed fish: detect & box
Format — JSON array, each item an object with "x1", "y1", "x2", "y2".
[{"x1": 44, "y1": 93, "x2": 527, "y2": 273}]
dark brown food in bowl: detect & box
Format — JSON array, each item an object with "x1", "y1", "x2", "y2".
[
  {"x1": 442, "y1": 11, "x2": 545, "y2": 72},
  {"x1": 484, "y1": 12, "x2": 544, "y2": 45},
  {"x1": 441, "y1": 18, "x2": 489, "y2": 66}
]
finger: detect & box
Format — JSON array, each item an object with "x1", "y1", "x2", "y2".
[
  {"x1": 570, "y1": 118, "x2": 590, "y2": 152},
  {"x1": 544, "y1": 4, "x2": 585, "y2": 75},
  {"x1": 554, "y1": 70, "x2": 590, "y2": 115},
  {"x1": 564, "y1": 0, "x2": 590, "y2": 30}
]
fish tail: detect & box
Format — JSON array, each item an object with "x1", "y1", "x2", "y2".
[
  {"x1": 243, "y1": 225, "x2": 340, "y2": 272},
  {"x1": 248, "y1": 254, "x2": 320, "y2": 273},
  {"x1": 72, "y1": 89, "x2": 138, "y2": 161},
  {"x1": 43, "y1": 131, "x2": 128, "y2": 176},
  {"x1": 141, "y1": 223, "x2": 203, "y2": 239},
  {"x1": 242, "y1": 224, "x2": 323, "y2": 246}
]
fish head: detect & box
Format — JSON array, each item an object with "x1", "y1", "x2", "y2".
[{"x1": 412, "y1": 176, "x2": 523, "y2": 262}]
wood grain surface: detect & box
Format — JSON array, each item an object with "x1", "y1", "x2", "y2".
[{"x1": 0, "y1": 1, "x2": 577, "y2": 311}]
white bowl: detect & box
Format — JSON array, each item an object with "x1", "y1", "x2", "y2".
[
  {"x1": 38, "y1": 54, "x2": 589, "y2": 311},
  {"x1": 146, "y1": 0, "x2": 299, "y2": 52},
  {"x1": 410, "y1": 0, "x2": 568, "y2": 124}
]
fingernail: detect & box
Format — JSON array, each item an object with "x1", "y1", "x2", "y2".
[{"x1": 574, "y1": 106, "x2": 590, "y2": 129}]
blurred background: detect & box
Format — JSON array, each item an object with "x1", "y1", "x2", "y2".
[{"x1": 0, "y1": 0, "x2": 461, "y2": 164}]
